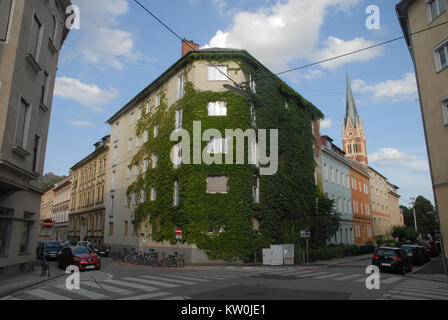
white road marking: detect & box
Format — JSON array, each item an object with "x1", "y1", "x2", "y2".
[
  {"x1": 389, "y1": 290, "x2": 448, "y2": 300},
  {"x1": 387, "y1": 294, "x2": 427, "y2": 300},
  {"x1": 392, "y1": 286, "x2": 448, "y2": 298},
  {"x1": 163, "y1": 274, "x2": 210, "y2": 283},
  {"x1": 398, "y1": 284, "x2": 448, "y2": 294},
  {"x1": 123, "y1": 277, "x2": 179, "y2": 288},
  {"x1": 81, "y1": 281, "x2": 132, "y2": 295},
  {"x1": 380, "y1": 277, "x2": 402, "y2": 284},
  {"x1": 333, "y1": 274, "x2": 362, "y2": 281},
  {"x1": 162, "y1": 296, "x2": 188, "y2": 300},
  {"x1": 0, "y1": 296, "x2": 19, "y2": 300},
  {"x1": 118, "y1": 292, "x2": 170, "y2": 300},
  {"x1": 313, "y1": 273, "x2": 345, "y2": 279},
  {"x1": 142, "y1": 275, "x2": 197, "y2": 285},
  {"x1": 296, "y1": 271, "x2": 330, "y2": 278},
  {"x1": 104, "y1": 279, "x2": 157, "y2": 291},
  {"x1": 26, "y1": 288, "x2": 71, "y2": 300}
]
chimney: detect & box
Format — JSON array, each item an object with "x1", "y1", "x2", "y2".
[{"x1": 182, "y1": 39, "x2": 199, "y2": 57}]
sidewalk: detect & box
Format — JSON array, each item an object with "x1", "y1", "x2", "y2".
[
  {"x1": 308, "y1": 253, "x2": 373, "y2": 267},
  {"x1": 407, "y1": 256, "x2": 448, "y2": 283},
  {"x1": 0, "y1": 260, "x2": 65, "y2": 298}
]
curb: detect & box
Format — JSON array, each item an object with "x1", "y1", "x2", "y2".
[{"x1": 408, "y1": 256, "x2": 440, "y2": 275}]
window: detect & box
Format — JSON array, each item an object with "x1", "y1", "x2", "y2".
[
  {"x1": 108, "y1": 222, "x2": 113, "y2": 236},
  {"x1": 143, "y1": 157, "x2": 148, "y2": 172},
  {"x1": 331, "y1": 167, "x2": 334, "y2": 183},
  {"x1": 0, "y1": 0, "x2": 13, "y2": 42},
  {"x1": 336, "y1": 170, "x2": 339, "y2": 185},
  {"x1": 427, "y1": 0, "x2": 446, "y2": 22},
  {"x1": 207, "y1": 137, "x2": 228, "y2": 154},
  {"x1": 0, "y1": 208, "x2": 13, "y2": 256},
  {"x1": 132, "y1": 192, "x2": 137, "y2": 206},
  {"x1": 40, "y1": 72, "x2": 50, "y2": 107},
  {"x1": 156, "y1": 93, "x2": 161, "y2": 107},
  {"x1": 154, "y1": 124, "x2": 159, "y2": 137},
  {"x1": 253, "y1": 176, "x2": 260, "y2": 204},
  {"x1": 134, "y1": 165, "x2": 139, "y2": 176},
  {"x1": 208, "y1": 66, "x2": 228, "y2": 81},
  {"x1": 251, "y1": 104, "x2": 256, "y2": 127},
  {"x1": 144, "y1": 129, "x2": 149, "y2": 142},
  {"x1": 124, "y1": 194, "x2": 130, "y2": 207},
  {"x1": 138, "y1": 107, "x2": 143, "y2": 120},
  {"x1": 28, "y1": 15, "x2": 42, "y2": 60},
  {"x1": 434, "y1": 40, "x2": 448, "y2": 72},
  {"x1": 130, "y1": 112, "x2": 134, "y2": 124},
  {"x1": 15, "y1": 99, "x2": 30, "y2": 149},
  {"x1": 207, "y1": 176, "x2": 228, "y2": 194},
  {"x1": 19, "y1": 212, "x2": 34, "y2": 253},
  {"x1": 207, "y1": 101, "x2": 227, "y2": 116},
  {"x1": 150, "y1": 186, "x2": 156, "y2": 201},
  {"x1": 173, "y1": 180, "x2": 179, "y2": 206},
  {"x1": 113, "y1": 146, "x2": 118, "y2": 164},
  {"x1": 111, "y1": 171, "x2": 116, "y2": 190},
  {"x1": 124, "y1": 221, "x2": 128, "y2": 236},
  {"x1": 151, "y1": 153, "x2": 158, "y2": 168},
  {"x1": 136, "y1": 136, "x2": 140, "y2": 147},
  {"x1": 128, "y1": 138, "x2": 133, "y2": 152},
  {"x1": 178, "y1": 73, "x2": 185, "y2": 99},
  {"x1": 173, "y1": 143, "x2": 182, "y2": 168},
  {"x1": 175, "y1": 108, "x2": 183, "y2": 129},
  {"x1": 141, "y1": 190, "x2": 146, "y2": 203},
  {"x1": 127, "y1": 165, "x2": 131, "y2": 178},
  {"x1": 442, "y1": 98, "x2": 448, "y2": 125},
  {"x1": 146, "y1": 100, "x2": 151, "y2": 114},
  {"x1": 50, "y1": 15, "x2": 57, "y2": 43},
  {"x1": 324, "y1": 164, "x2": 328, "y2": 181},
  {"x1": 114, "y1": 122, "x2": 119, "y2": 141},
  {"x1": 32, "y1": 135, "x2": 41, "y2": 172},
  {"x1": 249, "y1": 74, "x2": 256, "y2": 93}
]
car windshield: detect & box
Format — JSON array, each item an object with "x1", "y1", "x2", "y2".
[
  {"x1": 72, "y1": 247, "x2": 92, "y2": 254},
  {"x1": 401, "y1": 246, "x2": 414, "y2": 252},
  {"x1": 46, "y1": 242, "x2": 60, "y2": 248},
  {"x1": 376, "y1": 249, "x2": 398, "y2": 257}
]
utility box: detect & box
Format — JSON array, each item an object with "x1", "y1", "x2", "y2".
[
  {"x1": 282, "y1": 244, "x2": 294, "y2": 265},
  {"x1": 270, "y1": 245, "x2": 284, "y2": 265},
  {"x1": 262, "y1": 248, "x2": 272, "y2": 265}
]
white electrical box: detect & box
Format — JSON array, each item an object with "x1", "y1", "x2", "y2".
[
  {"x1": 270, "y1": 245, "x2": 284, "y2": 265},
  {"x1": 262, "y1": 248, "x2": 272, "y2": 265}
]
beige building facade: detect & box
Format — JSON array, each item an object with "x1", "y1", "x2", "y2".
[
  {"x1": 0, "y1": 0, "x2": 71, "y2": 277},
  {"x1": 369, "y1": 167, "x2": 392, "y2": 242},
  {"x1": 68, "y1": 137, "x2": 109, "y2": 245},
  {"x1": 39, "y1": 185, "x2": 55, "y2": 240},
  {"x1": 387, "y1": 182, "x2": 404, "y2": 228},
  {"x1": 396, "y1": 0, "x2": 448, "y2": 264},
  {"x1": 52, "y1": 175, "x2": 71, "y2": 241}
]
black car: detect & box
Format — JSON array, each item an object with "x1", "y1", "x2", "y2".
[
  {"x1": 372, "y1": 247, "x2": 412, "y2": 275},
  {"x1": 45, "y1": 241, "x2": 62, "y2": 260},
  {"x1": 401, "y1": 245, "x2": 425, "y2": 266},
  {"x1": 415, "y1": 245, "x2": 430, "y2": 263}
]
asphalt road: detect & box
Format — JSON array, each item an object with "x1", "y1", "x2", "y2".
[{"x1": 2, "y1": 258, "x2": 448, "y2": 300}]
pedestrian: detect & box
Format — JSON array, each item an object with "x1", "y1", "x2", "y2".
[{"x1": 38, "y1": 242, "x2": 50, "y2": 278}]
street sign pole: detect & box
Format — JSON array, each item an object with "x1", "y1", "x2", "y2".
[{"x1": 306, "y1": 238, "x2": 309, "y2": 264}]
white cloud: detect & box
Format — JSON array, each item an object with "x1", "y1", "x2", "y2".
[
  {"x1": 72, "y1": 0, "x2": 143, "y2": 70},
  {"x1": 54, "y1": 77, "x2": 119, "y2": 110},
  {"x1": 67, "y1": 119, "x2": 96, "y2": 128},
  {"x1": 369, "y1": 148, "x2": 429, "y2": 171},
  {"x1": 352, "y1": 72, "x2": 418, "y2": 102},
  {"x1": 204, "y1": 0, "x2": 382, "y2": 72},
  {"x1": 319, "y1": 118, "x2": 332, "y2": 129}
]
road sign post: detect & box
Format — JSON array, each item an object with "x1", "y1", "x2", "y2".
[{"x1": 300, "y1": 230, "x2": 311, "y2": 264}]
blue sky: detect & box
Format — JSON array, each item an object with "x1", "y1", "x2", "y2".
[{"x1": 46, "y1": 0, "x2": 433, "y2": 206}]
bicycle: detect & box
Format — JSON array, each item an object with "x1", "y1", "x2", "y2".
[{"x1": 41, "y1": 255, "x2": 50, "y2": 279}]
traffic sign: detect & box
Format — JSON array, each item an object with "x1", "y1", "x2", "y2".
[
  {"x1": 176, "y1": 228, "x2": 182, "y2": 240},
  {"x1": 43, "y1": 219, "x2": 53, "y2": 229},
  {"x1": 300, "y1": 230, "x2": 311, "y2": 238}
]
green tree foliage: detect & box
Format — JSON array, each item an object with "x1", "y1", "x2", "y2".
[
  {"x1": 392, "y1": 225, "x2": 417, "y2": 242},
  {"x1": 400, "y1": 196, "x2": 437, "y2": 238},
  {"x1": 308, "y1": 193, "x2": 341, "y2": 248}
]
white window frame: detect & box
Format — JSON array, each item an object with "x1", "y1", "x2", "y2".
[
  {"x1": 173, "y1": 143, "x2": 182, "y2": 168},
  {"x1": 150, "y1": 186, "x2": 156, "y2": 201},
  {"x1": 178, "y1": 73, "x2": 185, "y2": 100},
  {"x1": 130, "y1": 112, "x2": 134, "y2": 125},
  {"x1": 151, "y1": 153, "x2": 158, "y2": 169},
  {"x1": 128, "y1": 138, "x2": 133, "y2": 152},
  {"x1": 207, "y1": 101, "x2": 227, "y2": 116},
  {"x1": 154, "y1": 124, "x2": 159, "y2": 137},
  {"x1": 208, "y1": 66, "x2": 228, "y2": 81},
  {"x1": 434, "y1": 39, "x2": 448, "y2": 72},
  {"x1": 207, "y1": 137, "x2": 228, "y2": 154},
  {"x1": 442, "y1": 97, "x2": 448, "y2": 126},
  {"x1": 144, "y1": 129, "x2": 149, "y2": 142},
  {"x1": 175, "y1": 108, "x2": 183, "y2": 129},
  {"x1": 427, "y1": 0, "x2": 446, "y2": 23},
  {"x1": 126, "y1": 165, "x2": 131, "y2": 178}
]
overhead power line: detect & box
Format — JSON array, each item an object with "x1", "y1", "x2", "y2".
[{"x1": 132, "y1": 0, "x2": 239, "y2": 86}]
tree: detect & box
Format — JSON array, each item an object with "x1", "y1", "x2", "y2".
[
  {"x1": 308, "y1": 192, "x2": 341, "y2": 248},
  {"x1": 402, "y1": 196, "x2": 438, "y2": 238},
  {"x1": 392, "y1": 225, "x2": 417, "y2": 242}
]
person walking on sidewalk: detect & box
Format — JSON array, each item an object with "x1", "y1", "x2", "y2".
[{"x1": 37, "y1": 242, "x2": 50, "y2": 279}]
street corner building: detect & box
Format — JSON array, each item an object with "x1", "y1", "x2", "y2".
[
  {"x1": 67, "y1": 136, "x2": 109, "y2": 246},
  {"x1": 0, "y1": 0, "x2": 72, "y2": 277},
  {"x1": 396, "y1": 0, "x2": 448, "y2": 259},
  {"x1": 103, "y1": 40, "x2": 324, "y2": 263}
]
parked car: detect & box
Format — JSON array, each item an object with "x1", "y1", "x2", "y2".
[
  {"x1": 420, "y1": 240, "x2": 439, "y2": 257},
  {"x1": 76, "y1": 241, "x2": 109, "y2": 257},
  {"x1": 415, "y1": 245, "x2": 430, "y2": 263},
  {"x1": 60, "y1": 240, "x2": 72, "y2": 248},
  {"x1": 401, "y1": 245, "x2": 425, "y2": 266},
  {"x1": 372, "y1": 247, "x2": 412, "y2": 275},
  {"x1": 58, "y1": 246, "x2": 101, "y2": 271},
  {"x1": 45, "y1": 241, "x2": 62, "y2": 260}
]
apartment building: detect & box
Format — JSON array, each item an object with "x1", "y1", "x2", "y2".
[
  {"x1": 347, "y1": 159, "x2": 374, "y2": 244},
  {"x1": 320, "y1": 136, "x2": 354, "y2": 245},
  {"x1": 396, "y1": 0, "x2": 448, "y2": 261},
  {"x1": 104, "y1": 41, "x2": 323, "y2": 263},
  {"x1": 387, "y1": 182, "x2": 404, "y2": 228},
  {"x1": 52, "y1": 175, "x2": 71, "y2": 241},
  {"x1": 38, "y1": 184, "x2": 55, "y2": 240},
  {"x1": 67, "y1": 136, "x2": 109, "y2": 245},
  {"x1": 0, "y1": 0, "x2": 72, "y2": 277},
  {"x1": 369, "y1": 167, "x2": 392, "y2": 242}
]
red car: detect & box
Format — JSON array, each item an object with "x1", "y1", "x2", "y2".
[
  {"x1": 420, "y1": 240, "x2": 439, "y2": 257},
  {"x1": 58, "y1": 246, "x2": 101, "y2": 271}
]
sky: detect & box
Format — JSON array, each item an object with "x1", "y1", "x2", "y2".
[{"x1": 45, "y1": 0, "x2": 434, "y2": 207}]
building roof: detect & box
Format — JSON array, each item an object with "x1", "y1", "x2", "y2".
[
  {"x1": 395, "y1": 0, "x2": 415, "y2": 48},
  {"x1": 368, "y1": 165, "x2": 388, "y2": 180},
  {"x1": 344, "y1": 73, "x2": 360, "y2": 128},
  {"x1": 106, "y1": 47, "x2": 323, "y2": 124},
  {"x1": 346, "y1": 158, "x2": 370, "y2": 177},
  {"x1": 70, "y1": 136, "x2": 110, "y2": 171},
  {"x1": 53, "y1": 176, "x2": 72, "y2": 192}
]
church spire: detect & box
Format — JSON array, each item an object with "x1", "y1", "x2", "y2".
[{"x1": 345, "y1": 73, "x2": 359, "y2": 128}]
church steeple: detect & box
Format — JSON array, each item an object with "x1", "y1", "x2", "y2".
[{"x1": 342, "y1": 73, "x2": 368, "y2": 165}]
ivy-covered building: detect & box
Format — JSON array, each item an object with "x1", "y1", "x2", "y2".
[{"x1": 104, "y1": 41, "x2": 324, "y2": 263}]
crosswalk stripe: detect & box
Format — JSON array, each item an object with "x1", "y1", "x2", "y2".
[
  {"x1": 387, "y1": 294, "x2": 428, "y2": 300},
  {"x1": 104, "y1": 279, "x2": 157, "y2": 291},
  {"x1": 393, "y1": 286, "x2": 448, "y2": 297},
  {"x1": 142, "y1": 275, "x2": 197, "y2": 285},
  {"x1": 123, "y1": 277, "x2": 179, "y2": 288},
  {"x1": 82, "y1": 281, "x2": 132, "y2": 295},
  {"x1": 293, "y1": 270, "x2": 321, "y2": 277},
  {"x1": 380, "y1": 277, "x2": 402, "y2": 284},
  {"x1": 163, "y1": 274, "x2": 210, "y2": 282},
  {"x1": 397, "y1": 284, "x2": 448, "y2": 293},
  {"x1": 389, "y1": 290, "x2": 448, "y2": 300},
  {"x1": 26, "y1": 288, "x2": 71, "y2": 300},
  {"x1": 118, "y1": 292, "x2": 170, "y2": 300},
  {"x1": 313, "y1": 273, "x2": 345, "y2": 279},
  {"x1": 194, "y1": 272, "x2": 239, "y2": 279},
  {"x1": 296, "y1": 271, "x2": 330, "y2": 278},
  {"x1": 180, "y1": 272, "x2": 228, "y2": 280},
  {"x1": 60, "y1": 286, "x2": 109, "y2": 300},
  {"x1": 333, "y1": 274, "x2": 362, "y2": 281},
  {"x1": 404, "y1": 282, "x2": 448, "y2": 290},
  {"x1": 0, "y1": 296, "x2": 19, "y2": 300},
  {"x1": 162, "y1": 296, "x2": 187, "y2": 300}
]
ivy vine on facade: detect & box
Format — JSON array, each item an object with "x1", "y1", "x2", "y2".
[{"x1": 104, "y1": 44, "x2": 324, "y2": 263}]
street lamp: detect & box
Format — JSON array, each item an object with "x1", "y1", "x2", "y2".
[{"x1": 410, "y1": 197, "x2": 418, "y2": 233}]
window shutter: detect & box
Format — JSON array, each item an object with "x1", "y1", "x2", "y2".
[{"x1": 207, "y1": 176, "x2": 228, "y2": 193}]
